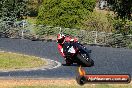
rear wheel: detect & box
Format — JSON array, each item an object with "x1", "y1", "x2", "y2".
[{"x1": 76, "y1": 54, "x2": 94, "y2": 67}]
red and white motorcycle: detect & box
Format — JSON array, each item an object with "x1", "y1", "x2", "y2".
[{"x1": 63, "y1": 41, "x2": 94, "y2": 66}]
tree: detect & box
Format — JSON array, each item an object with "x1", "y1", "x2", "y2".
[
  {"x1": 0, "y1": 0, "x2": 28, "y2": 37},
  {"x1": 107, "y1": 0, "x2": 132, "y2": 20},
  {"x1": 37, "y1": 0, "x2": 96, "y2": 28},
  {"x1": 27, "y1": 0, "x2": 43, "y2": 17},
  {"x1": 82, "y1": 11, "x2": 114, "y2": 32},
  {"x1": 107, "y1": 0, "x2": 132, "y2": 35},
  {"x1": 0, "y1": 0, "x2": 28, "y2": 21}
]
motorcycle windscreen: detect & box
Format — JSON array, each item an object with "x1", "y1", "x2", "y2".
[{"x1": 68, "y1": 46, "x2": 75, "y2": 53}]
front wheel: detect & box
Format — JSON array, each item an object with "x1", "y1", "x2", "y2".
[
  {"x1": 76, "y1": 54, "x2": 94, "y2": 67},
  {"x1": 65, "y1": 58, "x2": 73, "y2": 66}
]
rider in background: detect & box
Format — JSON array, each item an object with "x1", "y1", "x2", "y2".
[{"x1": 57, "y1": 33, "x2": 78, "y2": 65}]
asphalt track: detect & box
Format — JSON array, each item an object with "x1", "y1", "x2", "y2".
[{"x1": 0, "y1": 38, "x2": 132, "y2": 79}]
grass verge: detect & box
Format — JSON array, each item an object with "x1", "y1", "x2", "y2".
[
  {"x1": 0, "y1": 79, "x2": 131, "y2": 88},
  {"x1": 0, "y1": 51, "x2": 46, "y2": 70}
]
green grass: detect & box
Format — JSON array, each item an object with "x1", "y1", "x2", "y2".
[{"x1": 0, "y1": 52, "x2": 46, "y2": 70}]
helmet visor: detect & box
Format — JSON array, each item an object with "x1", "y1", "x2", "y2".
[{"x1": 58, "y1": 38, "x2": 64, "y2": 44}]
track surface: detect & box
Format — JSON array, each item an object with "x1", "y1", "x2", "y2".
[{"x1": 0, "y1": 38, "x2": 132, "y2": 78}]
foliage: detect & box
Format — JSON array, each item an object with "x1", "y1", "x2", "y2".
[
  {"x1": 34, "y1": 26, "x2": 80, "y2": 37},
  {"x1": 113, "y1": 19, "x2": 132, "y2": 35},
  {"x1": 35, "y1": 26, "x2": 58, "y2": 36},
  {"x1": 106, "y1": 33, "x2": 132, "y2": 48},
  {"x1": 0, "y1": 0, "x2": 28, "y2": 37},
  {"x1": 37, "y1": 0, "x2": 96, "y2": 28},
  {"x1": 81, "y1": 11, "x2": 114, "y2": 32},
  {"x1": 107, "y1": 0, "x2": 132, "y2": 20},
  {"x1": 128, "y1": 42, "x2": 132, "y2": 49},
  {"x1": 27, "y1": 0, "x2": 43, "y2": 17},
  {"x1": 27, "y1": 17, "x2": 37, "y2": 24},
  {"x1": 0, "y1": 0, "x2": 28, "y2": 21},
  {"x1": 106, "y1": 0, "x2": 132, "y2": 35}
]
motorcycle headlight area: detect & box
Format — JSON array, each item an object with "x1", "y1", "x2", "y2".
[{"x1": 68, "y1": 46, "x2": 76, "y2": 53}]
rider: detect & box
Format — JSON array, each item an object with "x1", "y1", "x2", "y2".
[{"x1": 57, "y1": 33, "x2": 78, "y2": 65}]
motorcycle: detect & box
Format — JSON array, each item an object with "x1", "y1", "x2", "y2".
[{"x1": 63, "y1": 41, "x2": 94, "y2": 67}]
